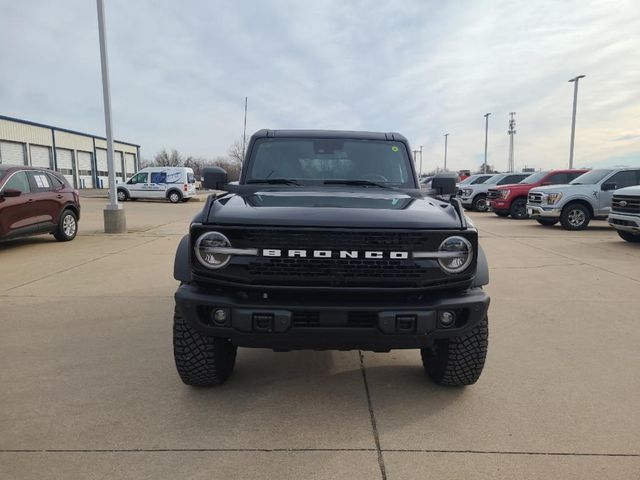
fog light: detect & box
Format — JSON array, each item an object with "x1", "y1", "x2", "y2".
[
  {"x1": 439, "y1": 311, "x2": 456, "y2": 328},
  {"x1": 212, "y1": 308, "x2": 228, "y2": 326}
]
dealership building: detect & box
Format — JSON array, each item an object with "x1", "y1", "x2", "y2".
[{"x1": 0, "y1": 114, "x2": 140, "y2": 189}]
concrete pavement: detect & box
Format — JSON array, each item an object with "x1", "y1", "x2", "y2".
[{"x1": 1, "y1": 198, "x2": 639, "y2": 479}]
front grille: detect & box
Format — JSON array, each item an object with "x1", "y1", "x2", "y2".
[
  {"x1": 612, "y1": 195, "x2": 640, "y2": 214},
  {"x1": 192, "y1": 227, "x2": 476, "y2": 289},
  {"x1": 487, "y1": 189, "x2": 500, "y2": 200},
  {"x1": 528, "y1": 192, "x2": 543, "y2": 204}
]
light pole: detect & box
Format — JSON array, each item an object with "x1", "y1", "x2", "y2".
[
  {"x1": 483, "y1": 113, "x2": 491, "y2": 174},
  {"x1": 419, "y1": 145, "x2": 423, "y2": 175},
  {"x1": 507, "y1": 112, "x2": 516, "y2": 172},
  {"x1": 242, "y1": 96, "x2": 248, "y2": 161},
  {"x1": 97, "y1": 0, "x2": 125, "y2": 233},
  {"x1": 443, "y1": 133, "x2": 449, "y2": 171},
  {"x1": 568, "y1": 75, "x2": 585, "y2": 169}
]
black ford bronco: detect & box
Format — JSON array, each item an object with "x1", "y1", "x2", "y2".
[{"x1": 173, "y1": 130, "x2": 489, "y2": 387}]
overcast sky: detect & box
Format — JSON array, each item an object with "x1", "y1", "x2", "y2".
[{"x1": 1, "y1": 0, "x2": 639, "y2": 172}]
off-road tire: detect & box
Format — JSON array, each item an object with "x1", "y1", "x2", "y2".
[
  {"x1": 471, "y1": 195, "x2": 488, "y2": 212},
  {"x1": 618, "y1": 230, "x2": 640, "y2": 243},
  {"x1": 53, "y1": 209, "x2": 78, "y2": 242},
  {"x1": 509, "y1": 198, "x2": 528, "y2": 219},
  {"x1": 536, "y1": 218, "x2": 559, "y2": 226},
  {"x1": 173, "y1": 305, "x2": 237, "y2": 386},
  {"x1": 117, "y1": 189, "x2": 128, "y2": 201},
  {"x1": 421, "y1": 316, "x2": 488, "y2": 386},
  {"x1": 168, "y1": 190, "x2": 182, "y2": 204},
  {"x1": 560, "y1": 203, "x2": 590, "y2": 230}
]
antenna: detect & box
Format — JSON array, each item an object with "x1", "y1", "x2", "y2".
[{"x1": 507, "y1": 112, "x2": 516, "y2": 172}]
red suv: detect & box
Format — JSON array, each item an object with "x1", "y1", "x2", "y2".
[
  {"x1": 0, "y1": 165, "x2": 81, "y2": 242},
  {"x1": 487, "y1": 169, "x2": 588, "y2": 219}
]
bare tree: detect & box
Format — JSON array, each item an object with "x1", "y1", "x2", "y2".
[
  {"x1": 212, "y1": 156, "x2": 242, "y2": 181},
  {"x1": 154, "y1": 149, "x2": 183, "y2": 167},
  {"x1": 183, "y1": 156, "x2": 207, "y2": 178},
  {"x1": 228, "y1": 140, "x2": 244, "y2": 164}
]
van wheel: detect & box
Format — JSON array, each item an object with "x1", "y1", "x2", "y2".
[
  {"x1": 168, "y1": 191, "x2": 182, "y2": 203},
  {"x1": 117, "y1": 189, "x2": 128, "y2": 201},
  {"x1": 53, "y1": 210, "x2": 78, "y2": 242},
  {"x1": 560, "y1": 203, "x2": 590, "y2": 230}
]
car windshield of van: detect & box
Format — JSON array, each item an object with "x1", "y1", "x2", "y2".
[
  {"x1": 246, "y1": 138, "x2": 414, "y2": 188},
  {"x1": 570, "y1": 169, "x2": 613, "y2": 185},
  {"x1": 519, "y1": 171, "x2": 548, "y2": 184}
]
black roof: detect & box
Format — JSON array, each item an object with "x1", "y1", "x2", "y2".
[{"x1": 252, "y1": 129, "x2": 409, "y2": 142}]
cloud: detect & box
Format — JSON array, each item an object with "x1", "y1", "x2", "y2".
[{"x1": 1, "y1": 0, "x2": 639, "y2": 172}]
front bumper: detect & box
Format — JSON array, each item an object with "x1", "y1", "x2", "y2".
[
  {"x1": 489, "y1": 199, "x2": 509, "y2": 212},
  {"x1": 458, "y1": 195, "x2": 473, "y2": 206},
  {"x1": 175, "y1": 283, "x2": 490, "y2": 351},
  {"x1": 526, "y1": 204, "x2": 562, "y2": 218},
  {"x1": 608, "y1": 212, "x2": 640, "y2": 233}
]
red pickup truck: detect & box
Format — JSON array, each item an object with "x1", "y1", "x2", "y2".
[{"x1": 487, "y1": 169, "x2": 589, "y2": 219}]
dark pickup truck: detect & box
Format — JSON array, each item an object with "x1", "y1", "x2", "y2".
[{"x1": 173, "y1": 130, "x2": 490, "y2": 387}]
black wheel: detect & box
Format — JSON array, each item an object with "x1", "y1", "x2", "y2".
[
  {"x1": 509, "y1": 198, "x2": 528, "y2": 219},
  {"x1": 494, "y1": 211, "x2": 509, "y2": 218},
  {"x1": 53, "y1": 210, "x2": 78, "y2": 242},
  {"x1": 117, "y1": 189, "x2": 128, "y2": 201},
  {"x1": 536, "y1": 218, "x2": 559, "y2": 226},
  {"x1": 560, "y1": 203, "x2": 591, "y2": 230},
  {"x1": 173, "y1": 305, "x2": 237, "y2": 386},
  {"x1": 421, "y1": 316, "x2": 488, "y2": 386},
  {"x1": 168, "y1": 190, "x2": 182, "y2": 204},
  {"x1": 618, "y1": 230, "x2": 640, "y2": 243},
  {"x1": 471, "y1": 195, "x2": 488, "y2": 212}
]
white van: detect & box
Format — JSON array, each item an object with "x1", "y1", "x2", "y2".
[{"x1": 116, "y1": 167, "x2": 197, "y2": 203}]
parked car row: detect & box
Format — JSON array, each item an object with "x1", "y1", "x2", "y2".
[{"x1": 457, "y1": 167, "x2": 640, "y2": 243}]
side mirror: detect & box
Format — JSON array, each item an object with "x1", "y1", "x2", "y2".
[
  {"x1": 601, "y1": 182, "x2": 617, "y2": 191},
  {"x1": 431, "y1": 172, "x2": 458, "y2": 196},
  {"x1": 0, "y1": 188, "x2": 22, "y2": 198},
  {"x1": 203, "y1": 167, "x2": 228, "y2": 190}
]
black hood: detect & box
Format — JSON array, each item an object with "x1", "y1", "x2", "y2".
[{"x1": 204, "y1": 187, "x2": 463, "y2": 229}]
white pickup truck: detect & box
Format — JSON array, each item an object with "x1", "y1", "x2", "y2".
[
  {"x1": 527, "y1": 167, "x2": 640, "y2": 230},
  {"x1": 608, "y1": 185, "x2": 640, "y2": 242}
]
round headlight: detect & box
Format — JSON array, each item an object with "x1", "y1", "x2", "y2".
[
  {"x1": 195, "y1": 232, "x2": 232, "y2": 269},
  {"x1": 438, "y1": 236, "x2": 473, "y2": 274}
]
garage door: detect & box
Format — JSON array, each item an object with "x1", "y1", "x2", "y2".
[
  {"x1": 115, "y1": 151, "x2": 124, "y2": 181},
  {"x1": 0, "y1": 141, "x2": 26, "y2": 165},
  {"x1": 77, "y1": 151, "x2": 94, "y2": 189},
  {"x1": 56, "y1": 148, "x2": 76, "y2": 188},
  {"x1": 30, "y1": 145, "x2": 52, "y2": 168},
  {"x1": 96, "y1": 148, "x2": 108, "y2": 188},
  {"x1": 125, "y1": 153, "x2": 136, "y2": 177}
]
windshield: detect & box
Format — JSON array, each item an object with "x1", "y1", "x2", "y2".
[
  {"x1": 0, "y1": 170, "x2": 7, "y2": 183},
  {"x1": 470, "y1": 175, "x2": 493, "y2": 185},
  {"x1": 519, "y1": 171, "x2": 548, "y2": 184},
  {"x1": 484, "y1": 175, "x2": 505, "y2": 185},
  {"x1": 570, "y1": 169, "x2": 613, "y2": 185},
  {"x1": 459, "y1": 176, "x2": 475, "y2": 185},
  {"x1": 246, "y1": 138, "x2": 414, "y2": 187}
]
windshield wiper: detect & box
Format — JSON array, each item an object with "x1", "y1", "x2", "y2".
[
  {"x1": 247, "y1": 178, "x2": 300, "y2": 185},
  {"x1": 324, "y1": 180, "x2": 395, "y2": 189}
]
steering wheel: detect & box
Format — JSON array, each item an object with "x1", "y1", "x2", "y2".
[{"x1": 361, "y1": 174, "x2": 388, "y2": 182}]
